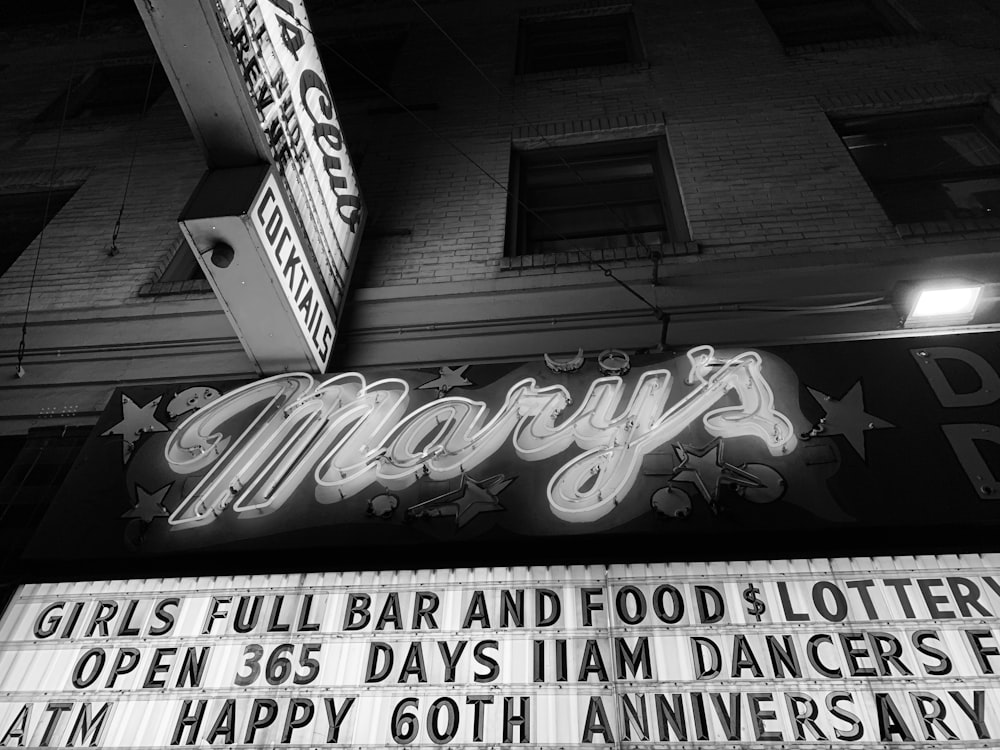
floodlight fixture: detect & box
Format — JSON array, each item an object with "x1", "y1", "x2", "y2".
[{"x1": 897, "y1": 280, "x2": 983, "y2": 328}]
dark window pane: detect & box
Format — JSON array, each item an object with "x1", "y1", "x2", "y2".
[
  {"x1": 835, "y1": 107, "x2": 1000, "y2": 223},
  {"x1": 845, "y1": 126, "x2": 1000, "y2": 181},
  {"x1": 159, "y1": 236, "x2": 205, "y2": 282},
  {"x1": 519, "y1": 14, "x2": 636, "y2": 74},
  {"x1": 874, "y1": 178, "x2": 1000, "y2": 223},
  {"x1": 0, "y1": 188, "x2": 78, "y2": 277},
  {"x1": 317, "y1": 33, "x2": 405, "y2": 100},
  {"x1": 527, "y1": 202, "x2": 665, "y2": 241},
  {"x1": 511, "y1": 140, "x2": 673, "y2": 256},
  {"x1": 758, "y1": 0, "x2": 897, "y2": 46},
  {"x1": 0, "y1": 428, "x2": 88, "y2": 567},
  {"x1": 37, "y1": 62, "x2": 168, "y2": 121}
]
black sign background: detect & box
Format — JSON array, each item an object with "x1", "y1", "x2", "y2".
[{"x1": 18, "y1": 333, "x2": 1000, "y2": 577}]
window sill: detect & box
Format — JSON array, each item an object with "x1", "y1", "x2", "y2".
[
  {"x1": 783, "y1": 32, "x2": 934, "y2": 55},
  {"x1": 895, "y1": 216, "x2": 1000, "y2": 238},
  {"x1": 501, "y1": 241, "x2": 699, "y2": 270},
  {"x1": 138, "y1": 279, "x2": 213, "y2": 296},
  {"x1": 514, "y1": 60, "x2": 650, "y2": 83}
]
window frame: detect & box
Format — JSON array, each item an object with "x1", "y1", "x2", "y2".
[
  {"x1": 515, "y1": 11, "x2": 643, "y2": 75},
  {"x1": 757, "y1": 0, "x2": 911, "y2": 48},
  {"x1": 833, "y1": 105, "x2": 1000, "y2": 225},
  {"x1": 505, "y1": 137, "x2": 689, "y2": 258},
  {"x1": 158, "y1": 234, "x2": 206, "y2": 284},
  {"x1": 0, "y1": 187, "x2": 79, "y2": 278},
  {"x1": 35, "y1": 58, "x2": 168, "y2": 123},
  {"x1": 315, "y1": 29, "x2": 406, "y2": 101}
]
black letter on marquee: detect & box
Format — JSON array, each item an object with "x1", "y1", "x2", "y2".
[
  {"x1": 536, "y1": 588, "x2": 560, "y2": 626},
  {"x1": 474, "y1": 640, "x2": 500, "y2": 683},
  {"x1": 950, "y1": 691, "x2": 990, "y2": 739},
  {"x1": 344, "y1": 593, "x2": 371, "y2": 631},
  {"x1": 34, "y1": 602, "x2": 65, "y2": 639},
  {"x1": 365, "y1": 642, "x2": 393, "y2": 683},
  {"x1": 413, "y1": 592, "x2": 440, "y2": 629},
  {"x1": 582, "y1": 697, "x2": 613, "y2": 743},
  {"x1": 503, "y1": 697, "x2": 530, "y2": 743},
  {"x1": 653, "y1": 584, "x2": 683, "y2": 624},
  {"x1": 244, "y1": 699, "x2": 279, "y2": 744},
  {"x1": 72, "y1": 648, "x2": 106, "y2": 689},
  {"x1": 206, "y1": 699, "x2": 236, "y2": 745},
  {"x1": 875, "y1": 693, "x2": 914, "y2": 742},
  {"x1": 466, "y1": 696, "x2": 493, "y2": 742},
  {"x1": 695, "y1": 586, "x2": 724, "y2": 624},
  {"x1": 965, "y1": 630, "x2": 1000, "y2": 674},
  {"x1": 171, "y1": 700, "x2": 206, "y2": 745},
  {"x1": 324, "y1": 697, "x2": 356, "y2": 743},
  {"x1": 578, "y1": 639, "x2": 610, "y2": 682},
  {"x1": 616, "y1": 637, "x2": 651, "y2": 679},
  {"x1": 281, "y1": 698, "x2": 315, "y2": 743},
  {"x1": 827, "y1": 692, "x2": 862, "y2": 741},
  {"x1": 463, "y1": 591, "x2": 491, "y2": 629},
  {"x1": 913, "y1": 630, "x2": 952, "y2": 675}
]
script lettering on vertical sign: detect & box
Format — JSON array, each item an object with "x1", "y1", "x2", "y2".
[
  {"x1": 218, "y1": 0, "x2": 364, "y2": 318},
  {"x1": 3, "y1": 556, "x2": 1000, "y2": 746}
]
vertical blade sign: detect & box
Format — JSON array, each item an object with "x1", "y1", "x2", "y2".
[{"x1": 217, "y1": 0, "x2": 364, "y2": 319}]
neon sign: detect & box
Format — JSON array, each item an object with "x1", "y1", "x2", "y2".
[{"x1": 164, "y1": 346, "x2": 797, "y2": 528}]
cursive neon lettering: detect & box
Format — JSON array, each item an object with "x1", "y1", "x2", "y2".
[{"x1": 165, "y1": 347, "x2": 797, "y2": 527}]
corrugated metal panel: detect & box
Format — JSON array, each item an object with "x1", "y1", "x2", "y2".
[{"x1": 3, "y1": 555, "x2": 1000, "y2": 746}]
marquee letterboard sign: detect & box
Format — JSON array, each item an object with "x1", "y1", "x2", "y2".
[
  {"x1": 2, "y1": 556, "x2": 1000, "y2": 746},
  {"x1": 21, "y1": 332, "x2": 1000, "y2": 562}
]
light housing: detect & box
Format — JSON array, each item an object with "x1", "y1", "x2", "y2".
[{"x1": 897, "y1": 280, "x2": 983, "y2": 328}]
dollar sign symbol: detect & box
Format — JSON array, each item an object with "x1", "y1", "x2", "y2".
[{"x1": 743, "y1": 583, "x2": 766, "y2": 622}]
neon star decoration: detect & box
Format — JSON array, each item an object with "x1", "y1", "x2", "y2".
[
  {"x1": 122, "y1": 483, "x2": 172, "y2": 523},
  {"x1": 667, "y1": 438, "x2": 765, "y2": 514},
  {"x1": 163, "y1": 346, "x2": 798, "y2": 528},
  {"x1": 807, "y1": 380, "x2": 893, "y2": 461},
  {"x1": 102, "y1": 394, "x2": 170, "y2": 463},
  {"x1": 407, "y1": 473, "x2": 515, "y2": 528},
  {"x1": 418, "y1": 365, "x2": 473, "y2": 396}
]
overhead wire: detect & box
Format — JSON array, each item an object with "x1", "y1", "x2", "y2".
[
  {"x1": 16, "y1": 0, "x2": 89, "y2": 379},
  {"x1": 109, "y1": 57, "x2": 160, "y2": 256}
]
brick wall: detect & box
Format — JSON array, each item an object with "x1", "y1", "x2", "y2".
[
  {"x1": 0, "y1": 29, "x2": 208, "y2": 316},
  {"x1": 2, "y1": 0, "x2": 999, "y2": 305},
  {"x1": 334, "y1": 0, "x2": 1000, "y2": 289},
  {"x1": 0, "y1": 0, "x2": 999, "y2": 427}
]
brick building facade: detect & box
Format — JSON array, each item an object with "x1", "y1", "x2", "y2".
[
  {"x1": 0, "y1": 0, "x2": 999, "y2": 566},
  {"x1": 2, "y1": 3, "x2": 1000, "y2": 745}
]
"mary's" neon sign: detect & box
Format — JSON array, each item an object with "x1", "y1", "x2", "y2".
[{"x1": 163, "y1": 347, "x2": 797, "y2": 529}]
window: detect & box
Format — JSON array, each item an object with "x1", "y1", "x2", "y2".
[
  {"x1": 0, "y1": 188, "x2": 78, "y2": 277},
  {"x1": 835, "y1": 106, "x2": 1000, "y2": 224},
  {"x1": 158, "y1": 235, "x2": 205, "y2": 283},
  {"x1": 506, "y1": 138, "x2": 688, "y2": 257},
  {"x1": 516, "y1": 12, "x2": 640, "y2": 74},
  {"x1": 0, "y1": 428, "x2": 88, "y2": 567},
  {"x1": 36, "y1": 61, "x2": 169, "y2": 122},
  {"x1": 757, "y1": 0, "x2": 907, "y2": 47},
  {"x1": 317, "y1": 32, "x2": 405, "y2": 100},
  {"x1": 9, "y1": 0, "x2": 139, "y2": 28}
]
